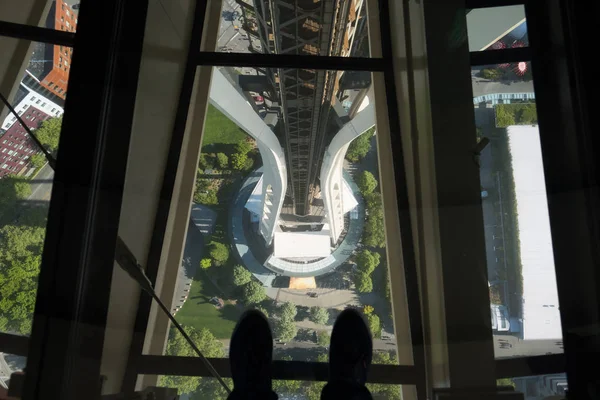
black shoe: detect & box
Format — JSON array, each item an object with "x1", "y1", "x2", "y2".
[
  {"x1": 229, "y1": 309, "x2": 275, "y2": 397},
  {"x1": 328, "y1": 308, "x2": 373, "y2": 386}
]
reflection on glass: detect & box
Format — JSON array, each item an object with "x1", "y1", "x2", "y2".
[
  {"x1": 467, "y1": 6, "x2": 528, "y2": 51},
  {"x1": 0, "y1": 352, "x2": 26, "y2": 397},
  {"x1": 472, "y1": 65, "x2": 563, "y2": 358},
  {"x1": 0, "y1": 39, "x2": 68, "y2": 336},
  {"x1": 506, "y1": 374, "x2": 568, "y2": 398},
  {"x1": 0, "y1": 1, "x2": 78, "y2": 34},
  {"x1": 214, "y1": 0, "x2": 371, "y2": 57},
  {"x1": 156, "y1": 376, "x2": 403, "y2": 400},
  {"x1": 159, "y1": 66, "x2": 399, "y2": 365}
]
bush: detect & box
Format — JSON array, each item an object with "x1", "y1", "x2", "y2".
[
  {"x1": 495, "y1": 104, "x2": 516, "y2": 127},
  {"x1": 200, "y1": 258, "x2": 212, "y2": 269},
  {"x1": 317, "y1": 331, "x2": 329, "y2": 346},
  {"x1": 209, "y1": 242, "x2": 229, "y2": 265},
  {"x1": 230, "y1": 152, "x2": 248, "y2": 170},
  {"x1": 242, "y1": 281, "x2": 266, "y2": 304},
  {"x1": 274, "y1": 318, "x2": 297, "y2": 342},
  {"x1": 235, "y1": 140, "x2": 253, "y2": 155},
  {"x1": 232, "y1": 264, "x2": 252, "y2": 286},
  {"x1": 365, "y1": 313, "x2": 382, "y2": 338},
  {"x1": 363, "y1": 305, "x2": 374, "y2": 315},
  {"x1": 356, "y1": 171, "x2": 378, "y2": 195},
  {"x1": 309, "y1": 306, "x2": 329, "y2": 325},
  {"x1": 353, "y1": 272, "x2": 373, "y2": 293},
  {"x1": 194, "y1": 190, "x2": 218, "y2": 205},
  {"x1": 216, "y1": 152, "x2": 229, "y2": 169},
  {"x1": 346, "y1": 127, "x2": 374, "y2": 162},
  {"x1": 29, "y1": 153, "x2": 47, "y2": 169},
  {"x1": 355, "y1": 249, "x2": 381, "y2": 275},
  {"x1": 199, "y1": 153, "x2": 215, "y2": 170}
]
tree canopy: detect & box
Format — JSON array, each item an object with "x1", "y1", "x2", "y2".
[
  {"x1": 29, "y1": 153, "x2": 47, "y2": 169},
  {"x1": 279, "y1": 301, "x2": 297, "y2": 321},
  {"x1": 353, "y1": 271, "x2": 373, "y2": 293},
  {"x1": 346, "y1": 127, "x2": 374, "y2": 162},
  {"x1": 200, "y1": 258, "x2": 212, "y2": 269},
  {"x1": 216, "y1": 152, "x2": 229, "y2": 169},
  {"x1": 365, "y1": 312, "x2": 382, "y2": 338},
  {"x1": 160, "y1": 326, "x2": 225, "y2": 394},
  {"x1": 209, "y1": 242, "x2": 229, "y2": 265},
  {"x1": 309, "y1": 306, "x2": 329, "y2": 325},
  {"x1": 495, "y1": 104, "x2": 516, "y2": 127},
  {"x1": 274, "y1": 317, "x2": 297, "y2": 342},
  {"x1": 356, "y1": 171, "x2": 378, "y2": 195},
  {"x1": 0, "y1": 224, "x2": 45, "y2": 335},
  {"x1": 234, "y1": 140, "x2": 253, "y2": 155},
  {"x1": 0, "y1": 177, "x2": 32, "y2": 214},
  {"x1": 34, "y1": 116, "x2": 62, "y2": 153},
  {"x1": 317, "y1": 331, "x2": 330, "y2": 347},
  {"x1": 355, "y1": 249, "x2": 381, "y2": 275},
  {"x1": 230, "y1": 152, "x2": 248, "y2": 170},
  {"x1": 232, "y1": 264, "x2": 252, "y2": 286},
  {"x1": 241, "y1": 281, "x2": 266, "y2": 304},
  {"x1": 363, "y1": 193, "x2": 386, "y2": 248}
]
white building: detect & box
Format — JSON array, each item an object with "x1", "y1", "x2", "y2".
[
  {"x1": 1, "y1": 83, "x2": 64, "y2": 131},
  {"x1": 508, "y1": 125, "x2": 562, "y2": 340}
]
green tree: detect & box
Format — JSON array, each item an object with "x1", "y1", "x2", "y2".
[
  {"x1": 34, "y1": 116, "x2": 62, "y2": 153},
  {"x1": 242, "y1": 281, "x2": 266, "y2": 304},
  {"x1": 365, "y1": 312, "x2": 382, "y2": 338},
  {"x1": 199, "y1": 153, "x2": 209, "y2": 170},
  {"x1": 355, "y1": 249, "x2": 381, "y2": 275},
  {"x1": 367, "y1": 352, "x2": 401, "y2": 399},
  {"x1": 235, "y1": 140, "x2": 253, "y2": 155},
  {"x1": 200, "y1": 258, "x2": 212, "y2": 269},
  {"x1": 279, "y1": 302, "x2": 297, "y2": 321},
  {"x1": 159, "y1": 326, "x2": 225, "y2": 394},
  {"x1": 216, "y1": 152, "x2": 229, "y2": 169},
  {"x1": 29, "y1": 153, "x2": 47, "y2": 169},
  {"x1": 230, "y1": 152, "x2": 248, "y2": 170},
  {"x1": 0, "y1": 224, "x2": 46, "y2": 335},
  {"x1": 232, "y1": 264, "x2": 252, "y2": 286},
  {"x1": 346, "y1": 127, "x2": 374, "y2": 162},
  {"x1": 519, "y1": 104, "x2": 537, "y2": 124},
  {"x1": 363, "y1": 305, "x2": 374, "y2": 315},
  {"x1": 356, "y1": 170, "x2": 378, "y2": 195},
  {"x1": 495, "y1": 104, "x2": 516, "y2": 127},
  {"x1": 272, "y1": 357, "x2": 302, "y2": 394},
  {"x1": 305, "y1": 381, "x2": 326, "y2": 400},
  {"x1": 0, "y1": 177, "x2": 32, "y2": 213},
  {"x1": 194, "y1": 189, "x2": 218, "y2": 205},
  {"x1": 364, "y1": 203, "x2": 386, "y2": 248},
  {"x1": 254, "y1": 305, "x2": 269, "y2": 318},
  {"x1": 353, "y1": 271, "x2": 373, "y2": 293},
  {"x1": 497, "y1": 378, "x2": 516, "y2": 388},
  {"x1": 480, "y1": 68, "x2": 503, "y2": 80},
  {"x1": 274, "y1": 317, "x2": 297, "y2": 342},
  {"x1": 309, "y1": 306, "x2": 329, "y2": 325},
  {"x1": 209, "y1": 242, "x2": 229, "y2": 265},
  {"x1": 317, "y1": 331, "x2": 330, "y2": 347}
]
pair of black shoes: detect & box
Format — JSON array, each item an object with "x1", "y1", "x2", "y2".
[{"x1": 228, "y1": 308, "x2": 373, "y2": 399}]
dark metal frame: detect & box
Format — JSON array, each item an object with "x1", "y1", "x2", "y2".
[{"x1": 0, "y1": 0, "x2": 149, "y2": 399}]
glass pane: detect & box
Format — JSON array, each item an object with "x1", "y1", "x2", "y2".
[
  {"x1": 154, "y1": 376, "x2": 406, "y2": 399},
  {"x1": 472, "y1": 64, "x2": 563, "y2": 358},
  {"x1": 0, "y1": 37, "x2": 69, "y2": 336},
  {"x1": 214, "y1": 0, "x2": 372, "y2": 57},
  {"x1": 0, "y1": 352, "x2": 26, "y2": 397},
  {"x1": 152, "y1": 67, "x2": 403, "y2": 366},
  {"x1": 467, "y1": 6, "x2": 528, "y2": 51},
  {"x1": 504, "y1": 374, "x2": 568, "y2": 398},
  {"x1": 0, "y1": 0, "x2": 79, "y2": 34}
]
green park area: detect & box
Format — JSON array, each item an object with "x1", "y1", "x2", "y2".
[
  {"x1": 201, "y1": 104, "x2": 248, "y2": 146},
  {"x1": 174, "y1": 270, "x2": 237, "y2": 339}
]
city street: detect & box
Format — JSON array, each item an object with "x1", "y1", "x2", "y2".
[{"x1": 28, "y1": 163, "x2": 54, "y2": 202}]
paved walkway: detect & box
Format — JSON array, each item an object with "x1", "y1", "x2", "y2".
[
  {"x1": 229, "y1": 168, "x2": 277, "y2": 286},
  {"x1": 172, "y1": 204, "x2": 217, "y2": 313},
  {"x1": 266, "y1": 287, "x2": 359, "y2": 309}
]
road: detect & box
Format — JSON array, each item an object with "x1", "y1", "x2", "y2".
[{"x1": 28, "y1": 163, "x2": 54, "y2": 202}]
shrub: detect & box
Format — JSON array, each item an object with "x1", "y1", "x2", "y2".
[
  {"x1": 209, "y1": 242, "x2": 229, "y2": 265},
  {"x1": 356, "y1": 171, "x2": 378, "y2": 195},
  {"x1": 216, "y1": 152, "x2": 229, "y2": 169}
]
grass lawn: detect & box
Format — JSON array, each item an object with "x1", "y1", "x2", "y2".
[
  {"x1": 176, "y1": 269, "x2": 239, "y2": 339},
  {"x1": 201, "y1": 104, "x2": 248, "y2": 147}
]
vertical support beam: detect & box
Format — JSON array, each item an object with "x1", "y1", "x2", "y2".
[
  {"x1": 422, "y1": 0, "x2": 496, "y2": 389},
  {"x1": 23, "y1": 0, "x2": 149, "y2": 398},
  {"x1": 525, "y1": 1, "x2": 600, "y2": 399}
]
